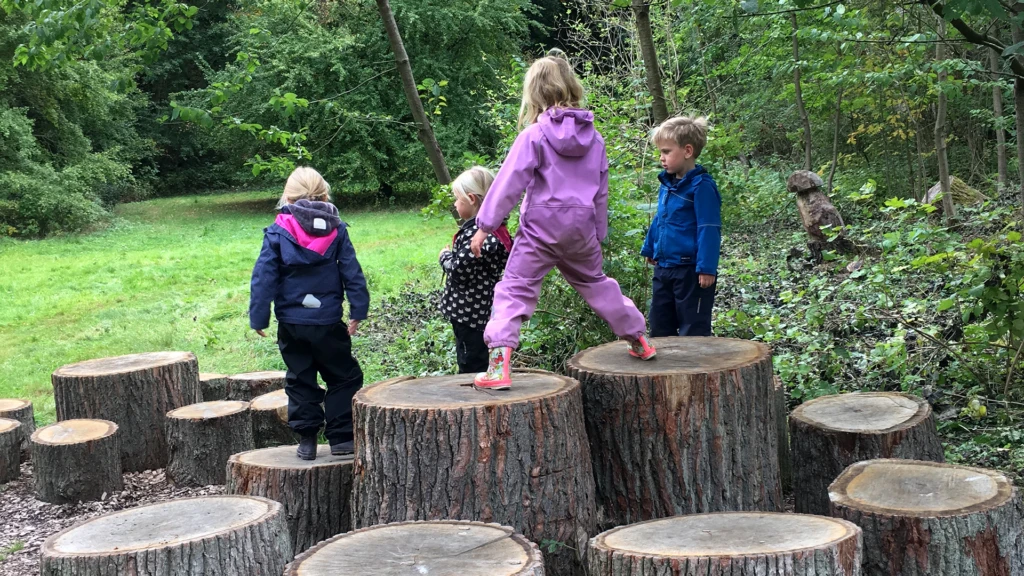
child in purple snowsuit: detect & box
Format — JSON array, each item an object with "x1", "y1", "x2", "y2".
[{"x1": 469, "y1": 55, "x2": 656, "y2": 390}]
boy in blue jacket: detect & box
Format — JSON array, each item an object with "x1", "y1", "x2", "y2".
[
  {"x1": 249, "y1": 167, "x2": 369, "y2": 460},
  {"x1": 641, "y1": 115, "x2": 722, "y2": 337}
]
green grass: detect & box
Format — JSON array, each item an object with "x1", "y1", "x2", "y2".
[{"x1": 0, "y1": 191, "x2": 454, "y2": 424}]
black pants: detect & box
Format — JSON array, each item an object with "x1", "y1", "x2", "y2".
[
  {"x1": 277, "y1": 322, "x2": 363, "y2": 444},
  {"x1": 649, "y1": 265, "x2": 716, "y2": 337},
  {"x1": 452, "y1": 322, "x2": 488, "y2": 374}
]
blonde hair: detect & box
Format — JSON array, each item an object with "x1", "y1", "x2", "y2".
[
  {"x1": 278, "y1": 166, "x2": 331, "y2": 207},
  {"x1": 452, "y1": 166, "x2": 494, "y2": 205},
  {"x1": 518, "y1": 56, "x2": 585, "y2": 129},
  {"x1": 650, "y1": 115, "x2": 710, "y2": 157}
]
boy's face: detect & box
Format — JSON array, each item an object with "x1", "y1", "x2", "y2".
[{"x1": 658, "y1": 140, "x2": 695, "y2": 176}]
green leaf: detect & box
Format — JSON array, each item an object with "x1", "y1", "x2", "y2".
[
  {"x1": 937, "y1": 298, "x2": 955, "y2": 312},
  {"x1": 1008, "y1": 231, "x2": 1021, "y2": 242}
]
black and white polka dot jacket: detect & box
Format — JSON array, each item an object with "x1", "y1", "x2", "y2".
[{"x1": 439, "y1": 218, "x2": 511, "y2": 329}]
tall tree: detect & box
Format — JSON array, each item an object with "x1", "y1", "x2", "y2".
[
  {"x1": 1014, "y1": 24, "x2": 1024, "y2": 207},
  {"x1": 791, "y1": 13, "x2": 812, "y2": 170},
  {"x1": 935, "y1": 17, "x2": 956, "y2": 222},
  {"x1": 991, "y1": 48, "x2": 1008, "y2": 192},
  {"x1": 632, "y1": 0, "x2": 669, "y2": 124}
]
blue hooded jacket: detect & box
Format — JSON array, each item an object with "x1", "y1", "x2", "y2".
[{"x1": 640, "y1": 165, "x2": 722, "y2": 275}]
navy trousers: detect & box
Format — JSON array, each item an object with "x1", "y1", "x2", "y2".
[
  {"x1": 649, "y1": 265, "x2": 716, "y2": 337},
  {"x1": 452, "y1": 322, "x2": 489, "y2": 374}
]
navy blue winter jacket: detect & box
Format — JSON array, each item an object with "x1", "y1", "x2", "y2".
[{"x1": 640, "y1": 165, "x2": 722, "y2": 276}]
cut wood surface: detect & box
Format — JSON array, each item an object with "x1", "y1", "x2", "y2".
[
  {"x1": 0, "y1": 418, "x2": 21, "y2": 484},
  {"x1": 165, "y1": 400, "x2": 254, "y2": 486},
  {"x1": 567, "y1": 337, "x2": 782, "y2": 528},
  {"x1": 0, "y1": 398, "x2": 34, "y2": 461},
  {"x1": 250, "y1": 388, "x2": 294, "y2": 447},
  {"x1": 31, "y1": 419, "x2": 121, "y2": 504},
  {"x1": 198, "y1": 372, "x2": 229, "y2": 401},
  {"x1": 52, "y1": 351, "x2": 200, "y2": 472},
  {"x1": 285, "y1": 520, "x2": 544, "y2": 576},
  {"x1": 216, "y1": 371, "x2": 285, "y2": 401},
  {"x1": 39, "y1": 495, "x2": 293, "y2": 576}
]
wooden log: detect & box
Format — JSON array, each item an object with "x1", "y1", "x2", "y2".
[
  {"x1": 40, "y1": 495, "x2": 293, "y2": 576},
  {"x1": 0, "y1": 418, "x2": 21, "y2": 484},
  {"x1": 830, "y1": 459, "x2": 1024, "y2": 576},
  {"x1": 226, "y1": 444, "x2": 353, "y2": 554},
  {"x1": 0, "y1": 398, "x2": 35, "y2": 461},
  {"x1": 352, "y1": 372, "x2": 596, "y2": 576},
  {"x1": 52, "y1": 351, "x2": 201, "y2": 472},
  {"x1": 285, "y1": 520, "x2": 544, "y2": 576},
  {"x1": 587, "y1": 512, "x2": 862, "y2": 576},
  {"x1": 219, "y1": 370, "x2": 286, "y2": 401},
  {"x1": 31, "y1": 419, "x2": 122, "y2": 504},
  {"x1": 790, "y1": 392, "x2": 944, "y2": 515},
  {"x1": 198, "y1": 372, "x2": 229, "y2": 401},
  {"x1": 250, "y1": 388, "x2": 295, "y2": 448},
  {"x1": 566, "y1": 337, "x2": 781, "y2": 529},
  {"x1": 774, "y1": 376, "x2": 793, "y2": 493},
  {"x1": 165, "y1": 401, "x2": 254, "y2": 487}
]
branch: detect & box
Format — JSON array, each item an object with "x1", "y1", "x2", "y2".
[
  {"x1": 921, "y1": 0, "x2": 1024, "y2": 78},
  {"x1": 739, "y1": 0, "x2": 843, "y2": 17}
]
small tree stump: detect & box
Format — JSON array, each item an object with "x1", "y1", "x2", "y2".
[
  {"x1": 830, "y1": 459, "x2": 1024, "y2": 576},
  {"x1": 352, "y1": 372, "x2": 596, "y2": 575},
  {"x1": 31, "y1": 419, "x2": 122, "y2": 504},
  {"x1": 52, "y1": 351, "x2": 201, "y2": 472},
  {"x1": 40, "y1": 495, "x2": 293, "y2": 576},
  {"x1": 198, "y1": 372, "x2": 229, "y2": 401},
  {"x1": 250, "y1": 389, "x2": 295, "y2": 447},
  {"x1": 218, "y1": 370, "x2": 286, "y2": 401},
  {"x1": 226, "y1": 445, "x2": 353, "y2": 554},
  {"x1": 0, "y1": 398, "x2": 35, "y2": 461},
  {"x1": 587, "y1": 512, "x2": 862, "y2": 576},
  {"x1": 0, "y1": 418, "x2": 21, "y2": 484},
  {"x1": 285, "y1": 520, "x2": 544, "y2": 576},
  {"x1": 567, "y1": 337, "x2": 781, "y2": 528},
  {"x1": 774, "y1": 377, "x2": 793, "y2": 492},
  {"x1": 790, "y1": 392, "x2": 944, "y2": 515},
  {"x1": 166, "y1": 401, "x2": 254, "y2": 487}
]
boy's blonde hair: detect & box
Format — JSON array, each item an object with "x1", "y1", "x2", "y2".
[
  {"x1": 518, "y1": 56, "x2": 584, "y2": 129},
  {"x1": 651, "y1": 115, "x2": 710, "y2": 157},
  {"x1": 452, "y1": 166, "x2": 495, "y2": 205},
  {"x1": 279, "y1": 166, "x2": 331, "y2": 207}
]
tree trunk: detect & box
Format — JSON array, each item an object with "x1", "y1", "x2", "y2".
[
  {"x1": 827, "y1": 88, "x2": 844, "y2": 193},
  {"x1": 165, "y1": 401, "x2": 254, "y2": 487},
  {"x1": 993, "y1": 48, "x2": 1008, "y2": 192},
  {"x1": 199, "y1": 373, "x2": 229, "y2": 401},
  {"x1": 0, "y1": 419, "x2": 21, "y2": 484},
  {"x1": 250, "y1": 389, "x2": 296, "y2": 448},
  {"x1": 915, "y1": 122, "x2": 928, "y2": 202},
  {"x1": 831, "y1": 459, "x2": 1024, "y2": 576},
  {"x1": 792, "y1": 13, "x2": 813, "y2": 170},
  {"x1": 935, "y1": 18, "x2": 957, "y2": 221},
  {"x1": 51, "y1": 351, "x2": 200, "y2": 473},
  {"x1": 1014, "y1": 25, "x2": 1024, "y2": 207},
  {"x1": 567, "y1": 337, "x2": 782, "y2": 530},
  {"x1": 214, "y1": 370, "x2": 285, "y2": 402},
  {"x1": 695, "y1": 23, "x2": 717, "y2": 117},
  {"x1": 632, "y1": 0, "x2": 669, "y2": 124},
  {"x1": 774, "y1": 377, "x2": 792, "y2": 493},
  {"x1": 0, "y1": 398, "x2": 35, "y2": 461},
  {"x1": 352, "y1": 372, "x2": 596, "y2": 576},
  {"x1": 40, "y1": 495, "x2": 293, "y2": 576},
  {"x1": 790, "y1": 392, "x2": 944, "y2": 516},
  {"x1": 31, "y1": 419, "x2": 122, "y2": 504}
]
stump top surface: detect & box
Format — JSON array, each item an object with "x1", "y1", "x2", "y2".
[
  {"x1": 830, "y1": 459, "x2": 1012, "y2": 516},
  {"x1": 357, "y1": 372, "x2": 575, "y2": 409},
  {"x1": 0, "y1": 399, "x2": 30, "y2": 412},
  {"x1": 44, "y1": 495, "x2": 278, "y2": 555},
  {"x1": 793, "y1": 392, "x2": 926, "y2": 432},
  {"x1": 32, "y1": 419, "x2": 116, "y2": 445},
  {"x1": 0, "y1": 418, "x2": 20, "y2": 434},
  {"x1": 569, "y1": 337, "x2": 769, "y2": 375},
  {"x1": 53, "y1": 351, "x2": 195, "y2": 377},
  {"x1": 168, "y1": 400, "x2": 249, "y2": 420},
  {"x1": 593, "y1": 513, "x2": 857, "y2": 557},
  {"x1": 232, "y1": 445, "x2": 352, "y2": 469},
  {"x1": 250, "y1": 389, "x2": 288, "y2": 410},
  {"x1": 229, "y1": 370, "x2": 286, "y2": 381},
  {"x1": 199, "y1": 372, "x2": 228, "y2": 381},
  {"x1": 291, "y1": 521, "x2": 535, "y2": 575}
]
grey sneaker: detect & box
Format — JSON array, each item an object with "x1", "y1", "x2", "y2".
[
  {"x1": 330, "y1": 440, "x2": 354, "y2": 456},
  {"x1": 297, "y1": 436, "x2": 317, "y2": 461}
]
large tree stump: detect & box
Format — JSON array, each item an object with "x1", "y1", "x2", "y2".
[
  {"x1": 198, "y1": 372, "x2": 229, "y2": 401},
  {"x1": 250, "y1": 388, "x2": 295, "y2": 447},
  {"x1": 165, "y1": 401, "x2": 254, "y2": 486},
  {"x1": 775, "y1": 376, "x2": 793, "y2": 492},
  {"x1": 31, "y1": 419, "x2": 122, "y2": 504},
  {"x1": 830, "y1": 459, "x2": 1024, "y2": 576},
  {"x1": 567, "y1": 337, "x2": 781, "y2": 529},
  {"x1": 790, "y1": 392, "x2": 944, "y2": 515},
  {"x1": 0, "y1": 398, "x2": 35, "y2": 461},
  {"x1": 587, "y1": 512, "x2": 862, "y2": 576},
  {"x1": 213, "y1": 370, "x2": 285, "y2": 401},
  {"x1": 352, "y1": 372, "x2": 596, "y2": 576},
  {"x1": 40, "y1": 495, "x2": 293, "y2": 575},
  {"x1": 0, "y1": 418, "x2": 21, "y2": 484},
  {"x1": 52, "y1": 351, "x2": 200, "y2": 472},
  {"x1": 226, "y1": 444, "x2": 353, "y2": 554},
  {"x1": 285, "y1": 520, "x2": 544, "y2": 576}
]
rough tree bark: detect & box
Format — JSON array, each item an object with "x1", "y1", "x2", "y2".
[
  {"x1": 198, "y1": 373, "x2": 229, "y2": 401},
  {"x1": 31, "y1": 419, "x2": 122, "y2": 504},
  {"x1": 165, "y1": 401, "x2": 255, "y2": 487},
  {"x1": 935, "y1": 17, "x2": 957, "y2": 222},
  {"x1": 632, "y1": 0, "x2": 669, "y2": 124},
  {"x1": 992, "y1": 49, "x2": 1009, "y2": 192},
  {"x1": 774, "y1": 376, "x2": 792, "y2": 493},
  {"x1": 214, "y1": 371, "x2": 285, "y2": 402},
  {"x1": 250, "y1": 388, "x2": 295, "y2": 448},
  {"x1": 0, "y1": 398, "x2": 34, "y2": 461},
  {"x1": 0, "y1": 418, "x2": 21, "y2": 484},
  {"x1": 792, "y1": 13, "x2": 813, "y2": 170},
  {"x1": 1015, "y1": 25, "x2": 1024, "y2": 208}
]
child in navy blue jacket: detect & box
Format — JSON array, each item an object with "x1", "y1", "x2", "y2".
[
  {"x1": 249, "y1": 166, "x2": 369, "y2": 460},
  {"x1": 641, "y1": 116, "x2": 722, "y2": 337}
]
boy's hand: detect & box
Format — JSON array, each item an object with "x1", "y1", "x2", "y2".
[
  {"x1": 470, "y1": 229, "x2": 488, "y2": 257},
  {"x1": 645, "y1": 257, "x2": 657, "y2": 266},
  {"x1": 254, "y1": 329, "x2": 267, "y2": 338},
  {"x1": 699, "y1": 274, "x2": 716, "y2": 288},
  {"x1": 348, "y1": 320, "x2": 361, "y2": 336}
]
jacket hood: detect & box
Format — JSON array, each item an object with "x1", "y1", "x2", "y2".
[
  {"x1": 538, "y1": 108, "x2": 597, "y2": 157},
  {"x1": 280, "y1": 200, "x2": 341, "y2": 236},
  {"x1": 658, "y1": 164, "x2": 708, "y2": 189}
]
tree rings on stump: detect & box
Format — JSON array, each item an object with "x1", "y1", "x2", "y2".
[
  {"x1": 285, "y1": 520, "x2": 544, "y2": 576},
  {"x1": 250, "y1": 389, "x2": 295, "y2": 447},
  {"x1": 40, "y1": 495, "x2": 293, "y2": 576},
  {"x1": 587, "y1": 512, "x2": 862, "y2": 576},
  {"x1": 31, "y1": 419, "x2": 122, "y2": 504},
  {"x1": 0, "y1": 398, "x2": 34, "y2": 461},
  {"x1": 0, "y1": 418, "x2": 21, "y2": 484},
  {"x1": 219, "y1": 371, "x2": 286, "y2": 401},
  {"x1": 830, "y1": 459, "x2": 1024, "y2": 576},
  {"x1": 790, "y1": 392, "x2": 944, "y2": 515},
  {"x1": 166, "y1": 401, "x2": 254, "y2": 486},
  {"x1": 199, "y1": 373, "x2": 229, "y2": 401},
  {"x1": 52, "y1": 351, "x2": 200, "y2": 472},
  {"x1": 567, "y1": 337, "x2": 781, "y2": 528},
  {"x1": 226, "y1": 444, "x2": 353, "y2": 554}
]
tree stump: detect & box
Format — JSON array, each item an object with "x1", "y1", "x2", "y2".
[
  {"x1": 566, "y1": 337, "x2": 781, "y2": 529},
  {"x1": 226, "y1": 444, "x2": 353, "y2": 554},
  {"x1": 40, "y1": 495, "x2": 293, "y2": 576},
  {"x1": 52, "y1": 351, "x2": 200, "y2": 472},
  {"x1": 0, "y1": 398, "x2": 35, "y2": 461},
  {"x1": 31, "y1": 419, "x2": 122, "y2": 504},
  {"x1": 352, "y1": 372, "x2": 596, "y2": 576},
  {"x1": 285, "y1": 520, "x2": 544, "y2": 576},
  {"x1": 790, "y1": 392, "x2": 944, "y2": 515},
  {"x1": 198, "y1": 372, "x2": 229, "y2": 401},
  {"x1": 588, "y1": 512, "x2": 862, "y2": 575},
  {"x1": 165, "y1": 401, "x2": 254, "y2": 487},
  {"x1": 217, "y1": 370, "x2": 285, "y2": 401},
  {"x1": 830, "y1": 459, "x2": 1024, "y2": 576},
  {"x1": 0, "y1": 418, "x2": 21, "y2": 484},
  {"x1": 774, "y1": 376, "x2": 793, "y2": 492},
  {"x1": 250, "y1": 388, "x2": 295, "y2": 447}
]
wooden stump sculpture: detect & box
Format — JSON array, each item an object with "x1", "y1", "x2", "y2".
[
  {"x1": 31, "y1": 419, "x2": 122, "y2": 504},
  {"x1": 250, "y1": 388, "x2": 295, "y2": 447},
  {"x1": 830, "y1": 459, "x2": 1024, "y2": 576},
  {"x1": 285, "y1": 520, "x2": 544, "y2": 576},
  {"x1": 790, "y1": 392, "x2": 944, "y2": 515},
  {"x1": 216, "y1": 370, "x2": 285, "y2": 401},
  {"x1": 52, "y1": 351, "x2": 200, "y2": 472},
  {"x1": 774, "y1": 377, "x2": 793, "y2": 492},
  {"x1": 198, "y1": 372, "x2": 229, "y2": 401},
  {"x1": 226, "y1": 445, "x2": 352, "y2": 554},
  {"x1": 567, "y1": 337, "x2": 782, "y2": 528},
  {"x1": 0, "y1": 418, "x2": 21, "y2": 484},
  {"x1": 352, "y1": 372, "x2": 596, "y2": 575},
  {"x1": 40, "y1": 495, "x2": 293, "y2": 576},
  {"x1": 166, "y1": 401, "x2": 254, "y2": 486},
  {"x1": 0, "y1": 398, "x2": 34, "y2": 461},
  {"x1": 587, "y1": 512, "x2": 862, "y2": 576}
]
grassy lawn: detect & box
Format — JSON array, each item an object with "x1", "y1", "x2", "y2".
[{"x1": 0, "y1": 190, "x2": 454, "y2": 424}]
